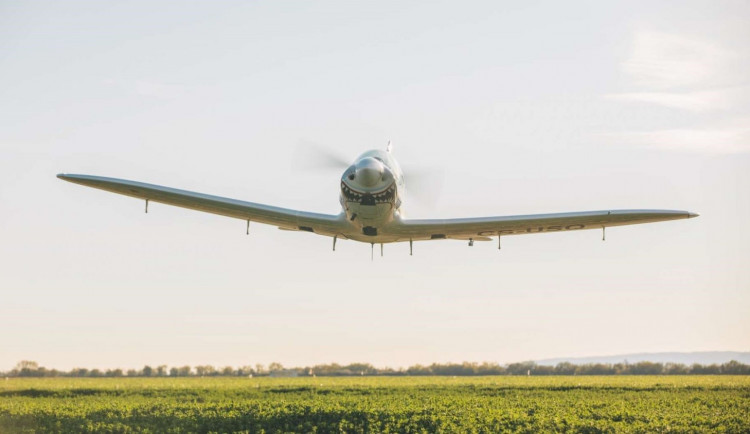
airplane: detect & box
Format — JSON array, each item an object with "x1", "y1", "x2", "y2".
[{"x1": 57, "y1": 143, "x2": 698, "y2": 257}]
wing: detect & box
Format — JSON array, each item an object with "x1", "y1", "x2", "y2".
[
  {"x1": 57, "y1": 174, "x2": 346, "y2": 236},
  {"x1": 391, "y1": 209, "x2": 698, "y2": 241}
]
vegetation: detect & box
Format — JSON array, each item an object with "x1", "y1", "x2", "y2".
[
  {"x1": 0, "y1": 376, "x2": 748, "y2": 433},
  {"x1": 5, "y1": 359, "x2": 750, "y2": 378}
]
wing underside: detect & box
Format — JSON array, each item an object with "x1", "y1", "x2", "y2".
[
  {"x1": 57, "y1": 174, "x2": 347, "y2": 236},
  {"x1": 58, "y1": 174, "x2": 698, "y2": 244},
  {"x1": 388, "y1": 209, "x2": 698, "y2": 242}
]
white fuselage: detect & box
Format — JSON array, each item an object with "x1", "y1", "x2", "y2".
[{"x1": 339, "y1": 149, "x2": 405, "y2": 239}]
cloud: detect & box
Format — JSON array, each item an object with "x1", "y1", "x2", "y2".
[
  {"x1": 605, "y1": 122, "x2": 750, "y2": 154},
  {"x1": 622, "y1": 31, "x2": 737, "y2": 90},
  {"x1": 605, "y1": 89, "x2": 739, "y2": 112},
  {"x1": 607, "y1": 31, "x2": 746, "y2": 112},
  {"x1": 605, "y1": 30, "x2": 750, "y2": 154}
]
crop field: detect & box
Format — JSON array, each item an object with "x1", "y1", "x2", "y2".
[{"x1": 1, "y1": 376, "x2": 748, "y2": 433}]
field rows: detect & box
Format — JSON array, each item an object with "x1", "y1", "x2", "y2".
[{"x1": 1, "y1": 376, "x2": 749, "y2": 433}]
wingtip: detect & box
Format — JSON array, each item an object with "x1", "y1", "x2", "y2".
[
  {"x1": 57, "y1": 173, "x2": 67, "y2": 180},
  {"x1": 688, "y1": 212, "x2": 700, "y2": 218}
]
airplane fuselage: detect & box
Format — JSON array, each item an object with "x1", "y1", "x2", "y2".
[{"x1": 339, "y1": 149, "x2": 405, "y2": 239}]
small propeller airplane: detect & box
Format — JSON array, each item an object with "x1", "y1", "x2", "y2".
[{"x1": 58, "y1": 142, "x2": 698, "y2": 257}]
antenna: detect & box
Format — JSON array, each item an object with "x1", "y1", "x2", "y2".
[{"x1": 386, "y1": 140, "x2": 392, "y2": 153}]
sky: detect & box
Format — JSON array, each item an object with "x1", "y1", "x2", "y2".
[{"x1": 1, "y1": 1, "x2": 748, "y2": 371}]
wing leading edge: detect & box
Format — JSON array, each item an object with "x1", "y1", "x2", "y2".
[
  {"x1": 390, "y1": 209, "x2": 698, "y2": 241},
  {"x1": 57, "y1": 174, "x2": 347, "y2": 236},
  {"x1": 58, "y1": 174, "x2": 698, "y2": 245}
]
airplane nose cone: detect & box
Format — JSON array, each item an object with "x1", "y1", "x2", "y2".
[{"x1": 354, "y1": 157, "x2": 384, "y2": 187}]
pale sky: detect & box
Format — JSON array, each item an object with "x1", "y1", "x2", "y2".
[{"x1": 1, "y1": 1, "x2": 748, "y2": 371}]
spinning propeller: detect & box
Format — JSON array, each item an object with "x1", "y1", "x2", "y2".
[{"x1": 293, "y1": 140, "x2": 443, "y2": 210}]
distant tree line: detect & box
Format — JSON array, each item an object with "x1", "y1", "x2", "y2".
[{"x1": 4, "y1": 360, "x2": 750, "y2": 378}]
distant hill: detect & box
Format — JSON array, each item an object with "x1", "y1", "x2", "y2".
[{"x1": 536, "y1": 351, "x2": 750, "y2": 366}]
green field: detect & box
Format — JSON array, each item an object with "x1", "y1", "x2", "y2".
[{"x1": 1, "y1": 376, "x2": 748, "y2": 433}]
